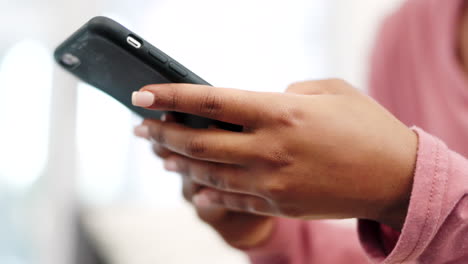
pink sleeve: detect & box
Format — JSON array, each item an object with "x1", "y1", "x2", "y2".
[
  {"x1": 245, "y1": 218, "x2": 369, "y2": 264},
  {"x1": 358, "y1": 128, "x2": 468, "y2": 263}
]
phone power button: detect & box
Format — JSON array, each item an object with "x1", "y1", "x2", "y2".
[
  {"x1": 169, "y1": 62, "x2": 188, "y2": 77},
  {"x1": 149, "y1": 50, "x2": 168, "y2": 64}
]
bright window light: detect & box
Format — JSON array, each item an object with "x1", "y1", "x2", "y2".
[
  {"x1": 76, "y1": 82, "x2": 134, "y2": 204},
  {"x1": 0, "y1": 40, "x2": 52, "y2": 191}
]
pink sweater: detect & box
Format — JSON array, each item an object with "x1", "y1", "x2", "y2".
[{"x1": 246, "y1": 0, "x2": 468, "y2": 263}]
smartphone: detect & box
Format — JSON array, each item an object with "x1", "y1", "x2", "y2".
[{"x1": 54, "y1": 16, "x2": 241, "y2": 131}]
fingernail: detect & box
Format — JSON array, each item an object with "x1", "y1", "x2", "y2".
[
  {"x1": 164, "y1": 159, "x2": 178, "y2": 172},
  {"x1": 132, "y1": 91, "x2": 155, "y2": 107},
  {"x1": 193, "y1": 193, "x2": 212, "y2": 208},
  {"x1": 134, "y1": 125, "x2": 150, "y2": 139}
]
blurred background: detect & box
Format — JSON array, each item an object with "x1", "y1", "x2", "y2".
[{"x1": 0, "y1": 0, "x2": 405, "y2": 263}]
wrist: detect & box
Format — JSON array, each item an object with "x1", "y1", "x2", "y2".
[
  {"x1": 378, "y1": 192, "x2": 411, "y2": 230},
  {"x1": 376, "y1": 128, "x2": 418, "y2": 230}
]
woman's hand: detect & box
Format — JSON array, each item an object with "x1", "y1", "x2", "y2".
[
  {"x1": 133, "y1": 79, "x2": 418, "y2": 230},
  {"x1": 139, "y1": 114, "x2": 274, "y2": 249}
]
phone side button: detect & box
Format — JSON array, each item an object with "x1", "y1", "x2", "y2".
[
  {"x1": 169, "y1": 62, "x2": 188, "y2": 77},
  {"x1": 149, "y1": 50, "x2": 168, "y2": 64}
]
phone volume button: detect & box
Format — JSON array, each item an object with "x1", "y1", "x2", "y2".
[
  {"x1": 169, "y1": 62, "x2": 188, "y2": 77},
  {"x1": 149, "y1": 50, "x2": 168, "y2": 64}
]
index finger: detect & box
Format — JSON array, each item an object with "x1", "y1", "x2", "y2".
[{"x1": 132, "y1": 83, "x2": 274, "y2": 127}]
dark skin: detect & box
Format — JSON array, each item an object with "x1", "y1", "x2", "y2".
[
  {"x1": 128, "y1": 8, "x2": 468, "y2": 245},
  {"x1": 131, "y1": 8, "x2": 468, "y2": 248},
  {"x1": 147, "y1": 113, "x2": 274, "y2": 248},
  {"x1": 133, "y1": 80, "x2": 417, "y2": 248}
]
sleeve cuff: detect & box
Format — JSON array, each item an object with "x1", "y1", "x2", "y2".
[{"x1": 358, "y1": 127, "x2": 450, "y2": 263}]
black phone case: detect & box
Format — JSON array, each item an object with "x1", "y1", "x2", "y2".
[{"x1": 54, "y1": 16, "x2": 241, "y2": 131}]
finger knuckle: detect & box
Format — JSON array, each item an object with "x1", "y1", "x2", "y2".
[
  {"x1": 206, "y1": 170, "x2": 224, "y2": 190},
  {"x1": 184, "y1": 137, "x2": 207, "y2": 158},
  {"x1": 260, "y1": 145, "x2": 294, "y2": 168},
  {"x1": 189, "y1": 167, "x2": 203, "y2": 183},
  {"x1": 152, "y1": 125, "x2": 167, "y2": 145},
  {"x1": 154, "y1": 84, "x2": 181, "y2": 110},
  {"x1": 273, "y1": 106, "x2": 304, "y2": 128},
  {"x1": 204, "y1": 165, "x2": 235, "y2": 191},
  {"x1": 199, "y1": 89, "x2": 224, "y2": 118}
]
